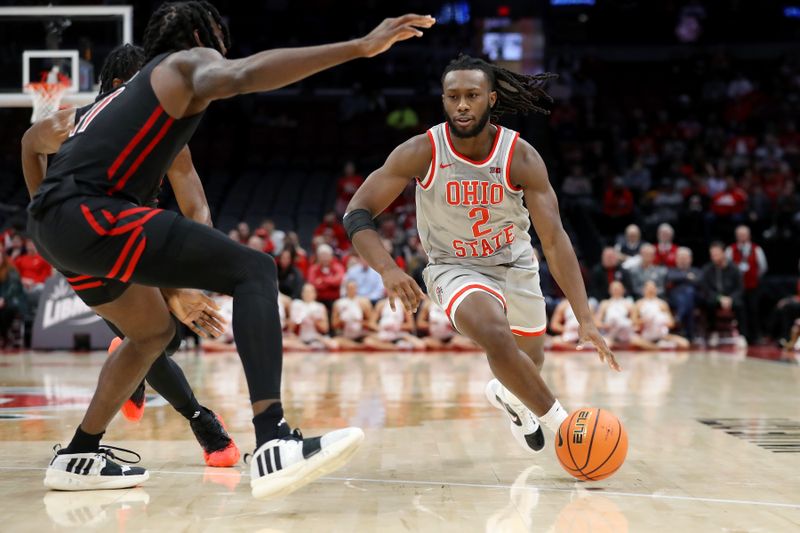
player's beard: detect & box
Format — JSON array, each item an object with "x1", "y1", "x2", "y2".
[{"x1": 445, "y1": 104, "x2": 491, "y2": 139}]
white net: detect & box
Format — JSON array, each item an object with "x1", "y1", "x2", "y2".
[{"x1": 26, "y1": 81, "x2": 69, "y2": 123}]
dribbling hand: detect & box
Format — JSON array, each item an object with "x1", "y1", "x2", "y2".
[
  {"x1": 381, "y1": 266, "x2": 425, "y2": 313},
  {"x1": 358, "y1": 14, "x2": 436, "y2": 58},
  {"x1": 577, "y1": 323, "x2": 622, "y2": 372},
  {"x1": 164, "y1": 289, "x2": 227, "y2": 339}
]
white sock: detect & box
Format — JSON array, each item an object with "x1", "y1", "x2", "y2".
[{"x1": 539, "y1": 400, "x2": 568, "y2": 433}]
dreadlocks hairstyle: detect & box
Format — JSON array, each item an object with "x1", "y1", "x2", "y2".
[
  {"x1": 98, "y1": 44, "x2": 145, "y2": 94},
  {"x1": 143, "y1": 1, "x2": 230, "y2": 61},
  {"x1": 442, "y1": 55, "x2": 558, "y2": 120}
]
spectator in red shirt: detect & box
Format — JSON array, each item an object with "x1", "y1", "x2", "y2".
[
  {"x1": 335, "y1": 161, "x2": 364, "y2": 216},
  {"x1": 314, "y1": 211, "x2": 349, "y2": 252},
  {"x1": 307, "y1": 244, "x2": 345, "y2": 310},
  {"x1": 602, "y1": 177, "x2": 635, "y2": 235},
  {"x1": 654, "y1": 223, "x2": 678, "y2": 267},
  {"x1": 708, "y1": 176, "x2": 748, "y2": 239},
  {"x1": 14, "y1": 239, "x2": 52, "y2": 288},
  {"x1": 14, "y1": 239, "x2": 53, "y2": 323},
  {"x1": 254, "y1": 219, "x2": 285, "y2": 255},
  {"x1": 284, "y1": 232, "x2": 309, "y2": 277}
]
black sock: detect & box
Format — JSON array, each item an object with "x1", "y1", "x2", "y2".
[
  {"x1": 145, "y1": 354, "x2": 197, "y2": 414},
  {"x1": 175, "y1": 394, "x2": 203, "y2": 421},
  {"x1": 63, "y1": 426, "x2": 104, "y2": 454},
  {"x1": 253, "y1": 402, "x2": 289, "y2": 447},
  {"x1": 130, "y1": 381, "x2": 146, "y2": 407}
]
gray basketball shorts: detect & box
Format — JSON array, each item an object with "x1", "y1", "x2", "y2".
[{"x1": 423, "y1": 259, "x2": 547, "y2": 337}]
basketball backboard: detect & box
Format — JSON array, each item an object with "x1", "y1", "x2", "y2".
[{"x1": 0, "y1": 5, "x2": 132, "y2": 109}]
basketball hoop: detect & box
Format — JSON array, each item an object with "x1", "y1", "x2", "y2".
[{"x1": 25, "y1": 72, "x2": 71, "y2": 123}]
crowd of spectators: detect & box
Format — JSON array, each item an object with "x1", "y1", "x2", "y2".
[{"x1": 1, "y1": 45, "x2": 798, "y2": 355}]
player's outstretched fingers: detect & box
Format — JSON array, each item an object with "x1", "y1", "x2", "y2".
[
  {"x1": 396, "y1": 13, "x2": 436, "y2": 27},
  {"x1": 591, "y1": 334, "x2": 621, "y2": 371}
]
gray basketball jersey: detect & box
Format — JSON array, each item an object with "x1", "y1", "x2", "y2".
[{"x1": 416, "y1": 122, "x2": 533, "y2": 267}]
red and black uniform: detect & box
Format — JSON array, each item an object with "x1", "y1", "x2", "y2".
[
  {"x1": 29, "y1": 53, "x2": 201, "y2": 305},
  {"x1": 28, "y1": 53, "x2": 282, "y2": 401}
]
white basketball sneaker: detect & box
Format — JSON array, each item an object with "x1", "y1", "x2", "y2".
[
  {"x1": 249, "y1": 426, "x2": 364, "y2": 499},
  {"x1": 485, "y1": 379, "x2": 545, "y2": 454},
  {"x1": 44, "y1": 445, "x2": 149, "y2": 491}
]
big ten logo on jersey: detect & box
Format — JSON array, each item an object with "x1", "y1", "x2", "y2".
[
  {"x1": 572, "y1": 409, "x2": 592, "y2": 444},
  {"x1": 445, "y1": 179, "x2": 516, "y2": 258}
]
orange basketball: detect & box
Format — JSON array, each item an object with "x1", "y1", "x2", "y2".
[{"x1": 555, "y1": 408, "x2": 628, "y2": 481}]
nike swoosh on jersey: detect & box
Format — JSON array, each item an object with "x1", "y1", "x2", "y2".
[{"x1": 439, "y1": 162, "x2": 455, "y2": 169}]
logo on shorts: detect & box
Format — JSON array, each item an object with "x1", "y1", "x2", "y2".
[{"x1": 435, "y1": 286, "x2": 444, "y2": 305}]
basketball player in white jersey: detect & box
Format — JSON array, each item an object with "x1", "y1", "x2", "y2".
[
  {"x1": 290, "y1": 284, "x2": 338, "y2": 350},
  {"x1": 549, "y1": 299, "x2": 583, "y2": 349},
  {"x1": 595, "y1": 281, "x2": 649, "y2": 350},
  {"x1": 635, "y1": 280, "x2": 690, "y2": 349},
  {"x1": 331, "y1": 280, "x2": 372, "y2": 348},
  {"x1": 345, "y1": 55, "x2": 619, "y2": 455},
  {"x1": 417, "y1": 297, "x2": 477, "y2": 349},
  {"x1": 363, "y1": 296, "x2": 426, "y2": 350}
]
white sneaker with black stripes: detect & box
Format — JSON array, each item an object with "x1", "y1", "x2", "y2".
[
  {"x1": 250, "y1": 426, "x2": 364, "y2": 499},
  {"x1": 485, "y1": 379, "x2": 545, "y2": 454},
  {"x1": 44, "y1": 445, "x2": 149, "y2": 491}
]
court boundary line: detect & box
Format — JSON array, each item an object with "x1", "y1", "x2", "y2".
[{"x1": 1, "y1": 465, "x2": 798, "y2": 510}]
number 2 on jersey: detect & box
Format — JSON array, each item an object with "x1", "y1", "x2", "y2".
[{"x1": 469, "y1": 207, "x2": 491, "y2": 238}]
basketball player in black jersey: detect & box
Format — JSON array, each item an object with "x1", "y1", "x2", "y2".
[
  {"x1": 22, "y1": 43, "x2": 241, "y2": 468},
  {"x1": 26, "y1": 1, "x2": 435, "y2": 498}
]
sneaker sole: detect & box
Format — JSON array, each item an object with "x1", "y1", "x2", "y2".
[
  {"x1": 44, "y1": 468, "x2": 149, "y2": 491},
  {"x1": 250, "y1": 428, "x2": 365, "y2": 500}
]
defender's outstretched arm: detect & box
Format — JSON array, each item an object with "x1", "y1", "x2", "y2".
[{"x1": 163, "y1": 15, "x2": 435, "y2": 116}]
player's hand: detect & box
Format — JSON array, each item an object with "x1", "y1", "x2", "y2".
[
  {"x1": 358, "y1": 14, "x2": 436, "y2": 58},
  {"x1": 163, "y1": 289, "x2": 227, "y2": 339},
  {"x1": 381, "y1": 266, "x2": 424, "y2": 313},
  {"x1": 577, "y1": 323, "x2": 622, "y2": 372}
]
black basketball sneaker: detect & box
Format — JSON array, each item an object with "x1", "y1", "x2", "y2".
[{"x1": 189, "y1": 406, "x2": 241, "y2": 467}]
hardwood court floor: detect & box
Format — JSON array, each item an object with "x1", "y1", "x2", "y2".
[{"x1": 0, "y1": 349, "x2": 798, "y2": 532}]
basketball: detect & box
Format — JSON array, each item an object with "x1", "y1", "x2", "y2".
[{"x1": 555, "y1": 408, "x2": 628, "y2": 481}]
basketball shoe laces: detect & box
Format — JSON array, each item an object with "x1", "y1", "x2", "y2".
[{"x1": 53, "y1": 443, "x2": 143, "y2": 464}]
